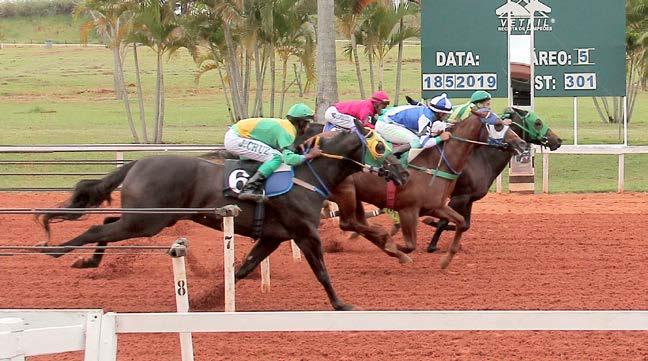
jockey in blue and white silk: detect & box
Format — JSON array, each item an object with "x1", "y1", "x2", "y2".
[{"x1": 375, "y1": 93, "x2": 453, "y2": 149}]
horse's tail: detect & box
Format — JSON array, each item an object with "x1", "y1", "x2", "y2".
[
  {"x1": 199, "y1": 150, "x2": 238, "y2": 163},
  {"x1": 39, "y1": 161, "x2": 138, "y2": 237}
]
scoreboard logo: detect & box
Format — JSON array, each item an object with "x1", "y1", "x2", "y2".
[{"x1": 496, "y1": 0, "x2": 554, "y2": 33}]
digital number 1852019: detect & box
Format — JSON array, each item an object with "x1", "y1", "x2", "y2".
[{"x1": 423, "y1": 73, "x2": 497, "y2": 90}]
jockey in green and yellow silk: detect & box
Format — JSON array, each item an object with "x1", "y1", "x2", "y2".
[{"x1": 224, "y1": 103, "x2": 322, "y2": 202}]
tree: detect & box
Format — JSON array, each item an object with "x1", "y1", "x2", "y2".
[
  {"x1": 358, "y1": 3, "x2": 418, "y2": 92},
  {"x1": 77, "y1": 0, "x2": 129, "y2": 101},
  {"x1": 129, "y1": 0, "x2": 188, "y2": 143},
  {"x1": 315, "y1": 0, "x2": 339, "y2": 120},
  {"x1": 593, "y1": 0, "x2": 647, "y2": 124},
  {"x1": 336, "y1": 0, "x2": 377, "y2": 99},
  {"x1": 274, "y1": 0, "x2": 316, "y2": 115},
  {"x1": 77, "y1": 0, "x2": 140, "y2": 143}
]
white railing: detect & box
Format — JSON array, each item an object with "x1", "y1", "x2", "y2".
[
  {"x1": 536, "y1": 145, "x2": 648, "y2": 193},
  {"x1": 3, "y1": 309, "x2": 648, "y2": 361}
]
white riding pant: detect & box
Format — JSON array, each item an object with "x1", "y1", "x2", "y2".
[
  {"x1": 375, "y1": 120, "x2": 420, "y2": 146},
  {"x1": 224, "y1": 128, "x2": 281, "y2": 163},
  {"x1": 324, "y1": 106, "x2": 356, "y2": 131}
]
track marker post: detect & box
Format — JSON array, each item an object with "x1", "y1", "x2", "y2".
[
  {"x1": 218, "y1": 206, "x2": 242, "y2": 313},
  {"x1": 168, "y1": 239, "x2": 194, "y2": 361},
  {"x1": 260, "y1": 257, "x2": 271, "y2": 293}
]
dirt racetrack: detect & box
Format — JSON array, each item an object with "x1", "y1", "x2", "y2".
[{"x1": 1, "y1": 192, "x2": 647, "y2": 360}]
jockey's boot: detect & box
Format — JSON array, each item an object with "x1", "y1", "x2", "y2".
[{"x1": 238, "y1": 171, "x2": 267, "y2": 202}]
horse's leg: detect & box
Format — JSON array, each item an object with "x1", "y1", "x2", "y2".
[
  {"x1": 334, "y1": 183, "x2": 411, "y2": 263},
  {"x1": 71, "y1": 216, "x2": 120, "y2": 268},
  {"x1": 41, "y1": 215, "x2": 169, "y2": 262},
  {"x1": 339, "y1": 215, "x2": 411, "y2": 264},
  {"x1": 433, "y1": 205, "x2": 467, "y2": 269},
  {"x1": 294, "y1": 233, "x2": 353, "y2": 311},
  {"x1": 427, "y1": 218, "x2": 448, "y2": 253},
  {"x1": 427, "y1": 195, "x2": 471, "y2": 253},
  {"x1": 235, "y1": 238, "x2": 283, "y2": 281},
  {"x1": 396, "y1": 208, "x2": 419, "y2": 253}
]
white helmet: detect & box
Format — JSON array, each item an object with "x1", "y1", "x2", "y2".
[{"x1": 428, "y1": 93, "x2": 453, "y2": 113}]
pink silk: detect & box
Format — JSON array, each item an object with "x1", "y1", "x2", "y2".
[{"x1": 334, "y1": 99, "x2": 376, "y2": 128}]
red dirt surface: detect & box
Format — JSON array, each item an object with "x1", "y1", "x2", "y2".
[{"x1": 1, "y1": 192, "x2": 648, "y2": 360}]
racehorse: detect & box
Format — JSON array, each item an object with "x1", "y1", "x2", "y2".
[
  {"x1": 422, "y1": 107, "x2": 562, "y2": 252},
  {"x1": 38, "y1": 119, "x2": 409, "y2": 311},
  {"x1": 328, "y1": 111, "x2": 529, "y2": 269}
]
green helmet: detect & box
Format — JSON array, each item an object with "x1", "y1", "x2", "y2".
[
  {"x1": 470, "y1": 90, "x2": 492, "y2": 104},
  {"x1": 287, "y1": 103, "x2": 315, "y2": 122}
]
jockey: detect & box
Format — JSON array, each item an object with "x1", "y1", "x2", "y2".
[
  {"x1": 224, "y1": 103, "x2": 322, "y2": 202},
  {"x1": 450, "y1": 90, "x2": 512, "y2": 126},
  {"x1": 324, "y1": 90, "x2": 391, "y2": 130},
  {"x1": 375, "y1": 93, "x2": 453, "y2": 149}
]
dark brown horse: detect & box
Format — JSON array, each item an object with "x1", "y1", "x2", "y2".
[
  {"x1": 329, "y1": 111, "x2": 529, "y2": 268},
  {"x1": 38, "y1": 119, "x2": 408, "y2": 311},
  {"x1": 422, "y1": 107, "x2": 562, "y2": 252}
]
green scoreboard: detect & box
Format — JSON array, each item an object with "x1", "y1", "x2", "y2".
[{"x1": 421, "y1": 0, "x2": 626, "y2": 98}]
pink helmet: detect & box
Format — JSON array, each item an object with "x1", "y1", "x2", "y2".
[{"x1": 370, "y1": 90, "x2": 390, "y2": 105}]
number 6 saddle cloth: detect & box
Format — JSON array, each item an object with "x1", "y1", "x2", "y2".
[{"x1": 223, "y1": 159, "x2": 294, "y2": 199}]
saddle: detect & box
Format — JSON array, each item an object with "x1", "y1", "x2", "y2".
[{"x1": 223, "y1": 159, "x2": 293, "y2": 199}]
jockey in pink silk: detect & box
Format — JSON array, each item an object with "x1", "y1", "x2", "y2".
[{"x1": 324, "y1": 91, "x2": 391, "y2": 131}]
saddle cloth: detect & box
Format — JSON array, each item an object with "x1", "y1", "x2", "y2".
[{"x1": 223, "y1": 159, "x2": 293, "y2": 199}]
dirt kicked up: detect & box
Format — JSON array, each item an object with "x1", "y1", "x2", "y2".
[{"x1": 1, "y1": 192, "x2": 647, "y2": 360}]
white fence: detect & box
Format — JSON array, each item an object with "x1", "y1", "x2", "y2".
[
  {"x1": 2, "y1": 144, "x2": 648, "y2": 193},
  {"x1": 3, "y1": 309, "x2": 648, "y2": 361},
  {"x1": 537, "y1": 144, "x2": 648, "y2": 193}
]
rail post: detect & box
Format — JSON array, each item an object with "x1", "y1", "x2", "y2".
[
  {"x1": 542, "y1": 151, "x2": 549, "y2": 194},
  {"x1": 0, "y1": 317, "x2": 25, "y2": 361},
  {"x1": 260, "y1": 257, "x2": 271, "y2": 293},
  {"x1": 618, "y1": 153, "x2": 625, "y2": 193}
]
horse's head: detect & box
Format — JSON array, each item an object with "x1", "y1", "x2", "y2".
[
  {"x1": 306, "y1": 118, "x2": 409, "y2": 186},
  {"x1": 503, "y1": 107, "x2": 562, "y2": 151},
  {"x1": 452, "y1": 109, "x2": 529, "y2": 155}
]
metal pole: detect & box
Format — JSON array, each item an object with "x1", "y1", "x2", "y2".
[
  {"x1": 529, "y1": 3, "x2": 535, "y2": 111},
  {"x1": 542, "y1": 151, "x2": 549, "y2": 194},
  {"x1": 169, "y1": 240, "x2": 194, "y2": 361},
  {"x1": 618, "y1": 154, "x2": 625, "y2": 193},
  {"x1": 223, "y1": 216, "x2": 235, "y2": 312},
  {"x1": 573, "y1": 97, "x2": 578, "y2": 145},
  {"x1": 623, "y1": 96, "x2": 628, "y2": 146},
  {"x1": 496, "y1": 173, "x2": 503, "y2": 193},
  {"x1": 260, "y1": 257, "x2": 271, "y2": 293},
  {"x1": 507, "y1": 0, "x2": 512, "y2": 108}
]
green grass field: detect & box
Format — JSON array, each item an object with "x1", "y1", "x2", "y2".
[{"x1": 1, "y1": 31, "x2": 647, "y2": 192}]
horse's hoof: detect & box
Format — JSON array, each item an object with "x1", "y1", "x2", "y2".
[
  {"x1": 440, "y1": 255, "x2": 452, "y2": 269},
  {"x1": 397, "y1": 245, "x2": 415, "y2": 254},
  {"x1": 72, "y1": 257, "x2": 98, "y2": 269},
  {"x1": 398, "y1": 254, "x2": 413, "y2": 264},
  {"x1": 347, "y1": 232, "x2": 359, "y2": 240},
  {"x1": 422, "y1": 217, "x2": 438, "y2": 227},
  {"x1": 427, "y1": 245, "x2": 438, "y2": 253},
  {"x1": 334, "y1": 303, "x2": 354, "y2": 311}
]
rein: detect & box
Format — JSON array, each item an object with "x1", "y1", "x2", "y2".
[{"x1": 298, "y1": 131, "x2": 390, "y2": 198}]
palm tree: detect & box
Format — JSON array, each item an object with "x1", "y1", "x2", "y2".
[
  {"x1": 183, "y1": 1, "x2": 236, "y2": 122},
  {"x1": 315, "y1": 0, "x2": 339, "y2": 119},
  {"x1": 593, "y1": 0, "x2": 647, "y2": 124},
  {"x1": 129, "y1": 0, "x2": 187, "y2": 143},
  {"x1": 336, "y1": 0, "x2": 377, "y2": 99},
  {"x1": 393, "y1": 0, "x2": 419, "y2": 105},
  {"x1": 274, "y1": 0, "x2": 316, "y2": 115},
  {"x1": 77, "y1": 0, "x2": 140, "y2": 143},
  {"x1": 359, "y1": 3, "x2": 419, "y2": 91}
]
